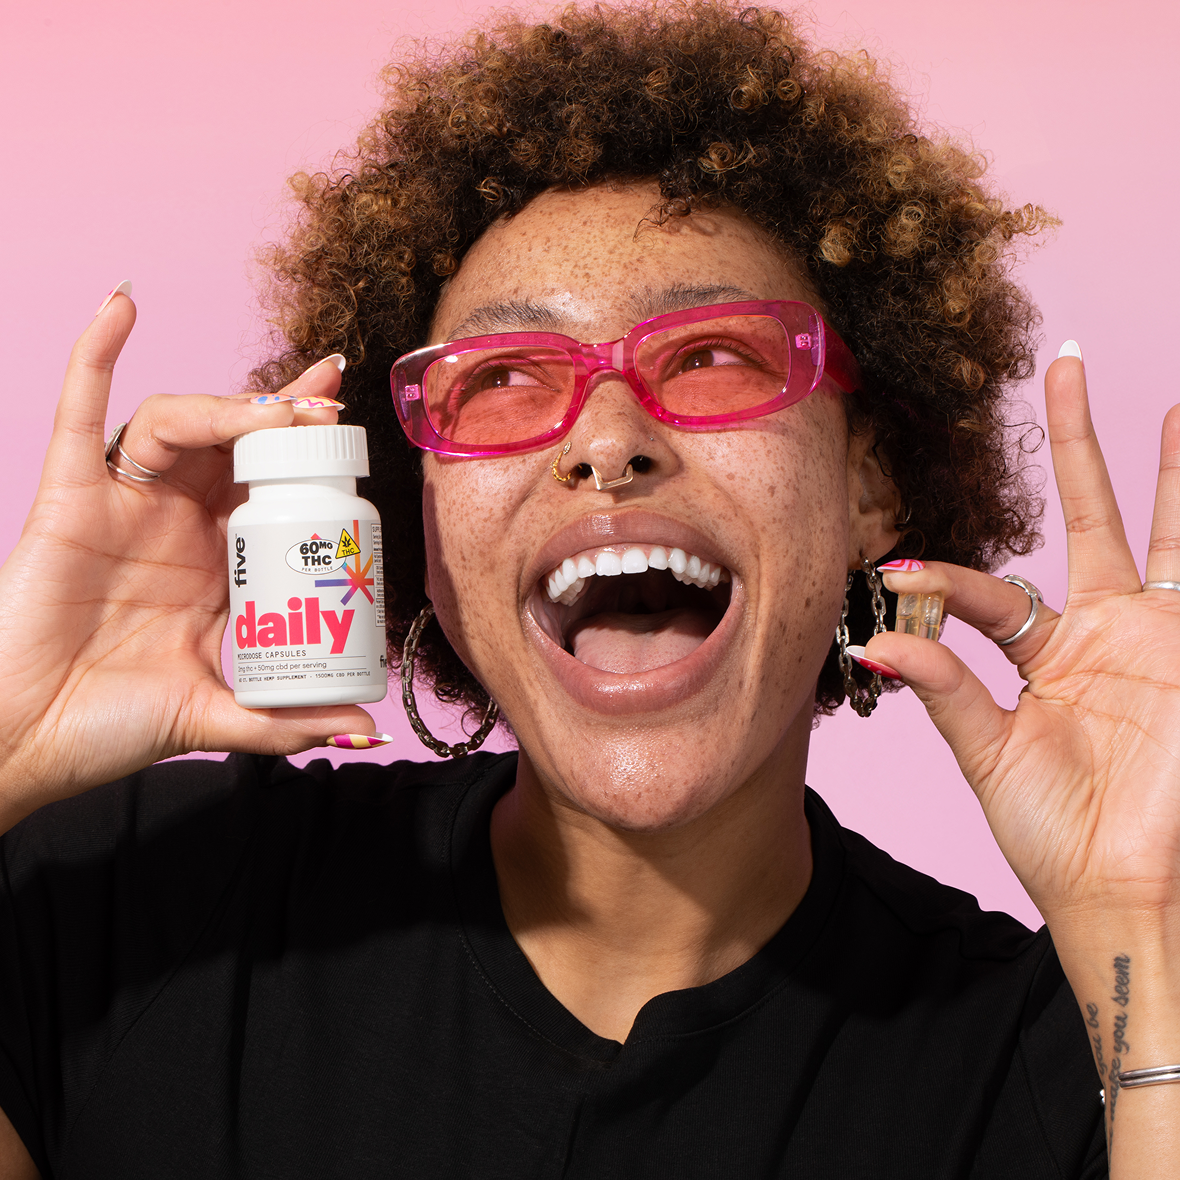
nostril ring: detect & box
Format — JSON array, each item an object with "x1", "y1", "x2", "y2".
[{"x1": 551, "y1": 440, "x2": 576, "y2": 483}]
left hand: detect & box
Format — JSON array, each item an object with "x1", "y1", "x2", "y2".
[
  {"x1": 866, "y1": 351, "x2": 1180, "y2": 1171},
  {"x1": 869, "y1": 354, "x2": 1180, "y2": 925}
]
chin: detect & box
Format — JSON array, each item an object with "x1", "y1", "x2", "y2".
[{"x1": 522, "y1": 737, "x2": 755, "y2": 833}]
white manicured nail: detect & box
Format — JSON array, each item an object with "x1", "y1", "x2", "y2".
[
  {"x1": 1057, "y1": 340, "x2": 1083, "y2": 361},
  {"x1": 95, "y1": 279, "x2": 133, "y2": 317}
]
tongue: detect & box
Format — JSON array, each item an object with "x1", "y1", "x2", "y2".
[{"x1": 567, "y1": 608, "x2": 714, "y2": 673}]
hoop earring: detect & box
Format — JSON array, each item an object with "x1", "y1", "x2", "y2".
[
  {"x1": 835, "y1": 558, "x2": 888, "y2": 718},
  {"x1": 401, "y1": 604, "x2": 500, "y2": 758}
]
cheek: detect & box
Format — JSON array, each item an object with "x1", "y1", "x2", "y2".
[
  {"x1": 420, "y1": 461, "x2": 529, "y2": 660},
  {"x1": 713, "y1": 405, "x2": 850, "y2": 661},
  {"x1": 700, "y1": 402, "x2": 850, "y2": 553}
]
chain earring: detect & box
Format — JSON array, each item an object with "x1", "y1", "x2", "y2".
[
  {"x1": 836, "y1": 558, "x2": 888, "y2": 717},
  {"x1": 401, "y1": 604, "x2": 500, "y2": 758}
]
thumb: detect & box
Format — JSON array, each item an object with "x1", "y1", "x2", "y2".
[
  {"x1": 44, "y1": 285, "x2": 137, "y2": 489},
  {"x1": 866, "y1": 632, "x2": 1014, "y2": 791},
  {"x1": 187, "y1": 695, "x2": 390, "y2": 756}
]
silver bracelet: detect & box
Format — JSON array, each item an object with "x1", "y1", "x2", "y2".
[{"x1": 1116, "y1": 1064, "x2": 1180, "y2": 1088}]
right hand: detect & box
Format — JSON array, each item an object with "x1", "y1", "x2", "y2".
[{"x1": 0, "y1": 291, "x2": 378, "y2": 829}]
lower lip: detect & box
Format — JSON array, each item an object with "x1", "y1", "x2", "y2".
[{"x1": 523, "y1": 582, "x2": 745, "y2": 716}]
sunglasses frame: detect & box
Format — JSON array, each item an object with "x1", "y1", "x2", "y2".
[{"x1": 390, "y1": 300, "x2": 863, "y2": 458}]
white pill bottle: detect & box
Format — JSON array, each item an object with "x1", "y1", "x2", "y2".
[{"x1": 226, "y1": 424, "x2": 388, "y2": 708}]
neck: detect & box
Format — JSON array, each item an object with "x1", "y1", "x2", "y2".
[{"x1": 489, "y1": 729, "x2": 814, "y2": 1043}]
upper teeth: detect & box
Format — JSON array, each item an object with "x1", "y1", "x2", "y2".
[{"x1": 545, "y1": 546, "x2": 727, "y2": 606}]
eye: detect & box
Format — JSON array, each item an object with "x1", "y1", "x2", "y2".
[
  {"x1": 676, "y1": 345, "x2": 750, "y2": 372},
  {"x1": 472, "y1": 365, "x2": 540, "y2": 391}
]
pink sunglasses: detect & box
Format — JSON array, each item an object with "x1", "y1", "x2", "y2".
[{"x1": 391, "y1": 300, "x2": 862, "y2": 458}]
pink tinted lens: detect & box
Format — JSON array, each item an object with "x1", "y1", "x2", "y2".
[
  {"x1": 424, "y1": 346, "x2": 575, "y2": 446},
  {"x1": 635, "y1": 314, "x2": 804, "y2": 419}
]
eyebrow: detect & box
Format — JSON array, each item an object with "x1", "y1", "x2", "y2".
[
  {"x1": 630, "y1": 283, "x2": 760, "y2": 321},
  {"x1": 443, "y1": 283, "x2": 762, "y2": 342},
  {"x1": 446, "y1": 300, "x2": 565, "y2": 340}
]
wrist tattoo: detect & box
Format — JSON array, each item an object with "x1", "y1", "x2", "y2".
[
  {"x1": 1086, "y1": 1002, "x2": 1106, "y2": 1079},
  {"x1": 1089, "y1": 953, "x2": 1131, "y2": 1151}
]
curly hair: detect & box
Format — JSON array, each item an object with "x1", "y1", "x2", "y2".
[{"x1": 250, "y1": 0, "x2": 1053, "y2": 719}]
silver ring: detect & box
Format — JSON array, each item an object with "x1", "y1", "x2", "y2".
[
  {"x1": 105, "y1": 422, "x2": 164, "y2": 483},
  {"x1": 996, "y1": 574, "x2": 1043, "y2": 647},
  {"x1": 1143, "y1": 581, "x2": 1180, "y2": 593}
]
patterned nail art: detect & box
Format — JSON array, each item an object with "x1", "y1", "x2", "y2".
[
  {"x1": 845, "y1": 645, "x2": 902, "y2": 681},
  {"x1": 326, "y1": 733, "x2": 395, "y2": 749},
  {"x1": 290, "y1": 396, "x2": 346, "y2": 410},
  {"x1": 877, "y1": 558, "x2": 925, "y2": 573},
  {"x1": 249, "y1": 393, "x2": 296, "y2": 405}
]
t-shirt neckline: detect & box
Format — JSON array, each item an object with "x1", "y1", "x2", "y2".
[{"x1": 447, "y1": 754, "x2": 847, "y2": 1064}]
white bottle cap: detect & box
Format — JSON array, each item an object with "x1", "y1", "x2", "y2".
[{"x1": 233, "y1": 425, "x2": 369, "y2": 483}]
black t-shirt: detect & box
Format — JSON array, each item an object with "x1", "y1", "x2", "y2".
[{"x1": 0, "y1": 752, "x2": 1105, "y2": 1178}]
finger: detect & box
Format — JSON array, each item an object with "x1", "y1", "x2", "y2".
[
  {"x1": 865, "y1": 630, "x2": 1013, "y2": 794},
  {"x1": 115, "y1": 355, "x2": 348, "y2": 493},
  {"x1": 183, "y1": 690, "x2": 384, "y2": 758},
  {"x1": 290, "y1": 403, "x2": 342, "y2": 426},
  {"x1": 1044, "y1": 346, "x2": 1140, "y2": 597},
  {"x1": 42, "y1": 285, "x2": 137, "y2": 487},
  {"x1": 1144, "y1": 402, "x2": 1180, "y2": 586},
  {"x1": 116, "y1": 393, "x2": 301, "y2": 476},
  {"x1": 880, "y1": 561, "x2": 1059, "y2": 663},
  {"x1": 223, "y1": 353, "x2": 347, "y2": 418}
]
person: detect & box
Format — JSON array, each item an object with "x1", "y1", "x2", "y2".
[{"x1": 0, "y1": 2, "x2": 1177, "y2": 1175}]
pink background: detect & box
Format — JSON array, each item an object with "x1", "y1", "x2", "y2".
[{"x1": 3, "y1": 0, "x2": 1176, "y2": 929}]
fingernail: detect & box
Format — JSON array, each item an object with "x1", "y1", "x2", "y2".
[
  {"x1": 290, "y1": 396, "x2": 346, "y2": 410},
  {"x1": 95, "y1": 279, "x2": 132, "y2": 317},
  {"x1": 1057, "y1": 339, "x2": 1084, "y2": 361},
  {"x1": 249, "y1": 393, "x2": 296, "y2": 405},
  {"x1": 325, "y1": 733, "x2": 395, "y2": 749},
  {"x1": 877, "y1": 558, "x2": 925, "y2": 573},
  {"x1": 846, "y1": 645, "x2": 902, "y2": 681},
  {"x1": 308, "y1": 353, "x2": 347, "y2": 374}
]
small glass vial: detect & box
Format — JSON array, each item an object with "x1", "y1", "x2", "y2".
[
  {"x1": 227, "y1": 425, "x2": 388, "y2": 708},
  {"x1": 894, "y1": 591, "x2": 945, "y2": 640}
]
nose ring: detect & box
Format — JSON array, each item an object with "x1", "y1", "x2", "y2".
[
  {"x1": 551, "y1": 441, "x2": 576, "y2": 483},
  {"x1": 550, "y1": 441, "x2": 635, "y2": 491},
  {"x1": 588, "y1": 464, "x2": 634, "y2": 490}
]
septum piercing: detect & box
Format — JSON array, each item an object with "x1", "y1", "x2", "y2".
[
  {"x1": 551, "y1": 441, "x2": 635, "y2": 490},
  {"x1": 589, "y1": 465, "x2": 635, "y2": 490}
]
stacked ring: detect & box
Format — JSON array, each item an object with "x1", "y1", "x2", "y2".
[
  {"x1": 105, "y1": 423, "x2": 165, "y2": 483},
  {"x1": 996, "y1": 574, "x2": 1044, "y2": 647}
]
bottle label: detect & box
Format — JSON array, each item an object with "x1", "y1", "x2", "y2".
[{"x1": 228, "y1": 519, "x2": 386, "y2": 695}]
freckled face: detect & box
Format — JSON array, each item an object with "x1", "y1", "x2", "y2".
[{"x1": 421, "y1": 183, "x2": 881, "y2": 831}]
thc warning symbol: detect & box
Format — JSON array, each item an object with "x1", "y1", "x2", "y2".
[{"x1": 336, "y1": 528, "x2": 361, "y2": 559}]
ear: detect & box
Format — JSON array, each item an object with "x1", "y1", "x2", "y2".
[{"x1": 846, "y1": 430, "x2": 902, "y2": 568}]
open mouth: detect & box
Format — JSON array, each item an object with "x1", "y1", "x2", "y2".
[{"x1": 531, "y1": 545, "x2": 733, "y2": 675}]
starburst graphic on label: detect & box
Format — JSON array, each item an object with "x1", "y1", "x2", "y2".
[{"x1": 315, "y1": 519, "x2": 376, "y2": 605}]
